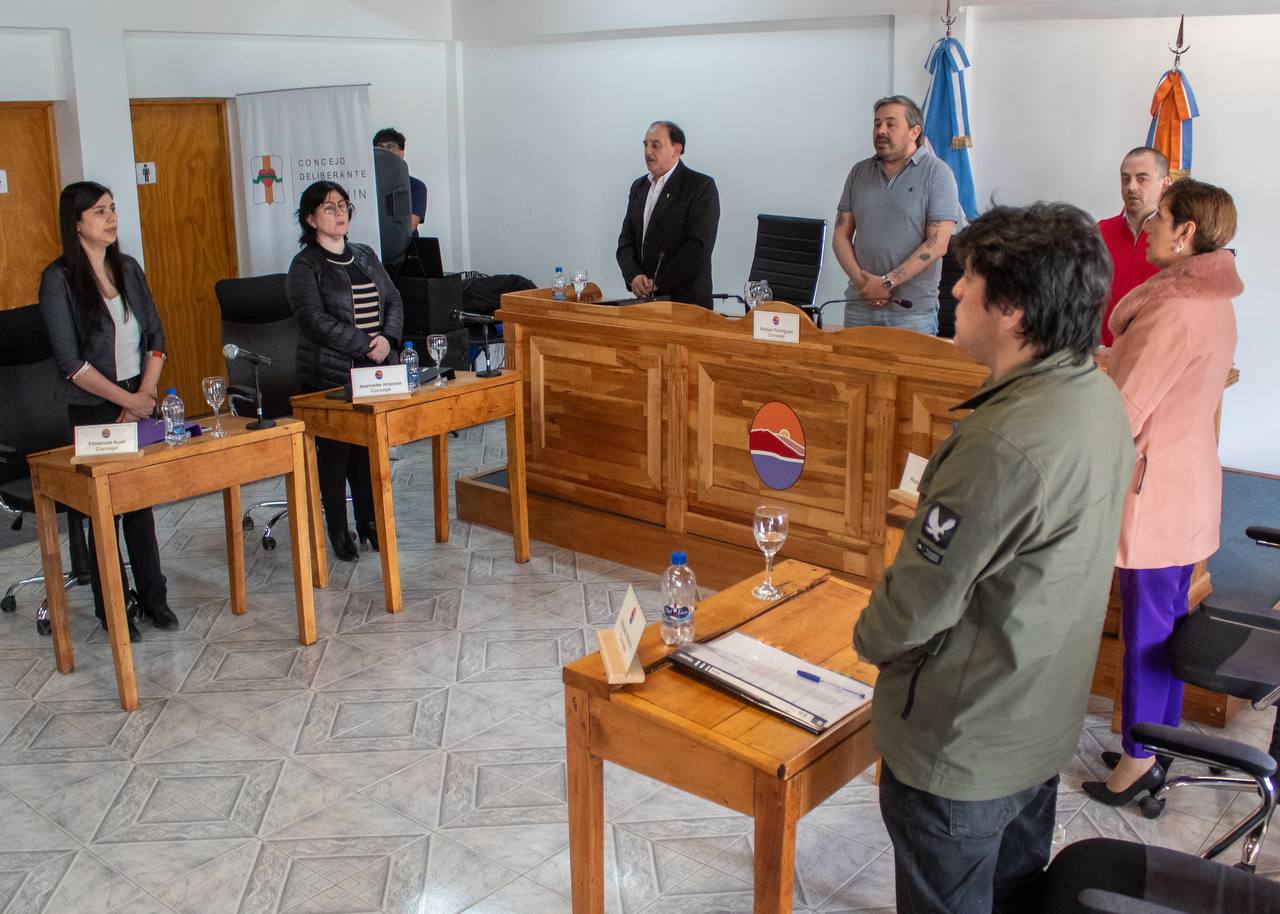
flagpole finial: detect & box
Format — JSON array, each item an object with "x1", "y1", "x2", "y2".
[
  {"x1": 941, "y1": 0, "x2": 956, "y2": 37},
  {"x1": 1168, "y1": 14, "x2": 1190, "y2": 69}
]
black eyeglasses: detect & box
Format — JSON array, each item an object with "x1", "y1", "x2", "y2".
[{"x1": 319, "y1": 202, "x2": 354, "y2": 217}]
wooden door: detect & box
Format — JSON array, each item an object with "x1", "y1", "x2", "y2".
[
  {"x1": 129, "y1": 99, "x2": 238, "y2": 410},
  {"x1": 0, "y1": 102, "x2": 61, "y2": 311}
]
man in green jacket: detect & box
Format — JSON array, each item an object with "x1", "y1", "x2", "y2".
[{"x1": 853, "y1": 201, "x2": 1135, "y2": 914}]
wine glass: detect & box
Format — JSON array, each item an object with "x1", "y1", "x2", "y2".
[
  {"x1": 427, "y1": 334, "x2": 448, "y2": 387},
  {"x1": 752, "y1": 505, "x2": 789, "y2": 600},
  {"x1": 571, "y1": 269, "x2": 588, "y2": 299},
  {"x1": 202, "y1": 375, "x2": 228, "y2": 438},
  {"x1": 756, "y1": 280, "x2": 773, "y2": 304},
  {"x1": 744, "y1": 280, "x2": 762, "y2": 310}
]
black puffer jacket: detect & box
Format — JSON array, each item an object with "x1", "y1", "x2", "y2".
[{"x1": 286, "y1": 242, "x2": 404, "y2": 390}]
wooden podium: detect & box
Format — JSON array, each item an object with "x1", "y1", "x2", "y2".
[{"x1": 457, "y1": 290, "x2": 988, "y2": 588}]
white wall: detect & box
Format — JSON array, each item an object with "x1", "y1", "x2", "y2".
[
  {"x1": 123, "y1": 32, "x2": 455, "y2": 274},
  {"x1": 0, "y1": 28, "x2": 67, "y2": 100},
  {"x1": 971, "y1": 11, "x2": 1278, "y2": 474},
  {"x1": 460, "y1": 22, "x2": 891, "y2": 308}
]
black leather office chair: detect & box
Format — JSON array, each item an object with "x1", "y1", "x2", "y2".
[
  {"x1": 215, "y1": 274, "x2": 302, "y2": 549},
  {"x1": 1135, "y1": 525, "x2": 1280, "y2": 869},
  {"x1": 0, "y1": 304, "x2": 92, "y2": 633},
  {"x1": 936, "y1": 250, "x2": 962, "y2": 339},
  {"x1": 1041, "y1": 837, "x2": 1280, "y2": 912},
  {"x1": 713, "y1": 215, "x2": 827, "y2": 323}
]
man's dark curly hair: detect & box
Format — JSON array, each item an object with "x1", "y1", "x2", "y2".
[{"x1": 950, "y1": 202, "x2": 1113, "y2": 362}]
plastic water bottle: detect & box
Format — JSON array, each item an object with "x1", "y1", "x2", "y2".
[
  {"x1": 661, "y1": 551, "x2": 698, "y2": 645},
  {"x1": 402, "y1": 341, "x2": 420, "y2": 392},
  {"x1": 551, "y1": 266, "x2": 567, "y2": 301},
  {"x1": 161, "y1": 387, "x2": 187, "y2": 446}
]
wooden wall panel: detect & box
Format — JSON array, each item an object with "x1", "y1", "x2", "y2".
[
  {"x1": 0, "y1": 102, "x2": 60, "y2": 311},
  {"x1": 129, "y1": 99, "x2": 238, "y2": 410}
]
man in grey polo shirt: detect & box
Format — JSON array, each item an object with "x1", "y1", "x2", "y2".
[{"x1": 833, "y1": 95, "x2": 963, "y2": 334}]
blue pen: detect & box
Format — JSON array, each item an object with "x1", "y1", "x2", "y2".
[{"x1": 797, "y1": 669, "x2": 865, "y2": 699}]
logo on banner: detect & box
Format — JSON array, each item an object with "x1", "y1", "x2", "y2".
[
  {"x1": 250, "y1": 155, "x2": 286, "y2": 205},
  {"x1": 750, "y1": 401, "x2": 806, "y2": 490}
]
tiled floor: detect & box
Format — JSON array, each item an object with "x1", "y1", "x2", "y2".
[{"x1": 0, "y1": 422, "x2": 1275, "y2": 913}]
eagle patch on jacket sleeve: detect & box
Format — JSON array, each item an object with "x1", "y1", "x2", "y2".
[{"x1": 915, "y1": 502, "x2": 961, "y2": 564}]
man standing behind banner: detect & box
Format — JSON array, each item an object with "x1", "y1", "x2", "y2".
[
  {"x1": 833, "y1": 95, "x2": 961, "y2": 334},
  {"x1": 616, "y1": 121, "x2": 719, "y2": 309},
  {"x1": 852, "y1": 202, "x2": 1133, "y2": 913},
  {"x1": 1097, "y1": 146, "x2": 1171, "y2": 346}
]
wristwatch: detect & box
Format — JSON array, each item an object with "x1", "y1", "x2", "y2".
[{"x1": 881, "y1": 274, "x2": 895, "y2": 291}]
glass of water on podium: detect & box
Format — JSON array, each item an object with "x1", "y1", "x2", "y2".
[
  {"x1": 752, "y1": 505, "x2": 789, "y2": 600},
  {"x1": 571, "y1": 269, "x2": 588, "y2": 299},
  {"x1": 427, "y1": 334, "x2": 448, "y2": 387}
]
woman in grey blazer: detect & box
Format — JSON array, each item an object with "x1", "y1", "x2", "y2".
[{"x1": 37, "y1": 181, "x2": 176, "y2": 642}]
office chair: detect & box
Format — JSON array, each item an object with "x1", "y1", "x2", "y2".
[
  {"x1": 1041, "y1": 715, "x2": 1280, "y2": 912},
  {"x1": 215, "y1": 274, "x2": 302, "y2": 549},
  {"x1": 0, "y1": 303, "x2": 92, "y2": 634},
  {"x1": 1133, "y1": 525, "x2": 1280, "y2": 870},
  {"x1": 713, "y1": 215, "x2": 827, "y2": 323}
]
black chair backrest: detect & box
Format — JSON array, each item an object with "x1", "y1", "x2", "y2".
[
  {"x1": 0, "y1": 304, "x2": 72, "y2": 484},
  {"x1": 214, "y1": 274, "x2": 299, "y2": 420},
  {"x1": 747, "y1": 215, "x2": 827, "y2": 309},
  {"x1": 936, "y1": 250, "x2": 962, "y2": 339}
]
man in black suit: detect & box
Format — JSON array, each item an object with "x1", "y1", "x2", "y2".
[{"x1": 616, "y1": 121, "x2": 720, "y2": 308}]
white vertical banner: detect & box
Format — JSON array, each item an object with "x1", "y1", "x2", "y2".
[{"x1": 236, "y1": 84, "x2": 379, "y2": 275}]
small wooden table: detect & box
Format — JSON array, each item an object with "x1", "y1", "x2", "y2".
[
  {"x1": 563, "y1": 560, "x2": 879, "y2": 914},
  {"x1": 29, "y1": 416, "x2": 317, "y2": 711},
  {"x1": 290, "y1": 371, "x2": 529, "y2": 612}
]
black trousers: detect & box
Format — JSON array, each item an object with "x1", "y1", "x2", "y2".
[
  {"x1": 67, "y1": 383, "x2": 168, "y2": 621},
  {"x1": 879, "y1": 763, "x2": 1058, "y2": 914},
  {"x1": 314, "y1": 438, "x2": 374, "y2": 533}
]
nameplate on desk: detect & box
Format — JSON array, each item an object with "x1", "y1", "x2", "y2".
[
  {"x1": 350, "y1": 365, "x2": 410, "y2": 402},
  {"x1": 753, "y1": 310, "x2": 800, "y2": 344},
  {"x1": 897, "y1": 452, "x2": 928, "y2": 497},
  {"x1": 72, "y1": 423, "x2": 139, "y2": 461},
  {"x1": 596, "y1": 584, "x2": 646, "y2": 684}
]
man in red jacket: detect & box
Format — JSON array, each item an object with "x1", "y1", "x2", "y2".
[{"x1": 1097, "y1": 147, "x2": 1171, "y2": 346}]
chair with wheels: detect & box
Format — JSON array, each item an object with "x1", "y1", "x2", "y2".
[
  {"x1": 712, "y1": 214, "x2": 827, "y2": 323},
  {"x1": 0, "y1": 303, "x2": 92, "y2": 634},
  {"x1": 215, "y1": 274, "x2": 301, "y2": 549}
]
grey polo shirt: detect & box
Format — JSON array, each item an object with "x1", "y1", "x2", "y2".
[{"x1": 836, "y1": 145, "x2": 963, "y2": 315}]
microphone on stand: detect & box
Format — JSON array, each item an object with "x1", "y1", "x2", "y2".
[
  {"x1": 645, "y1": 252, "x2": 666, "y2": 301},
  {"x1": 222, "y1": 343, "x2": 273, "y2": 365},
  {"x1": 449, "y1": 311, "x2": 502, "y2": 378},
  {"x1": 223, "y1": 343, "x2": 275, "y2": 429}
]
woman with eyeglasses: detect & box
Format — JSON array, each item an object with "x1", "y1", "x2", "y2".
[
  {"x1": 38, "y1": 181, "x2": 176, "y2": 642},
  {"x1": 287, "y1": 180, "x2": 403, "y2": 561}
]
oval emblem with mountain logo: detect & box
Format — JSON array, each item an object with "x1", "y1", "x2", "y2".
[{"x1": 750, "y1": 402, "x2": 806, "y2": 490}]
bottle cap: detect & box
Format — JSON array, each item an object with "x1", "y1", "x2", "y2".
[
  {"x1": 670, "y1": 551, "x2": 687, "y2": 565},
  {"x1": 166, "y1": 387, "x2": 177, "y2": 395},
  {"x1": 555, "y1": 266, "x2": 564, "y2": 272},
  {"x1": 404, "y1": 341, "x2": 414, "y2": 349}
]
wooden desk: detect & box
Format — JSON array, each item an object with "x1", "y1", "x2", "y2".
[
  {"x1": 290, "y1": 371, "x2": 529, "y2": 612},
  {"x1": 563, "y1": 560, "x2": 879, "y2": 914},
  {"x1": 28, "y1": 416, "x2": 317, "y2": 711}
]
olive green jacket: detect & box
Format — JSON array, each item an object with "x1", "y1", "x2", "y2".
[{"x1": 853, "y1": 351, "x2": 1134, "y2": 801}]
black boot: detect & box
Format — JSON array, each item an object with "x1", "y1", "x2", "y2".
[
  {"x1": 356, "y1": 521, "x2": 379, "y2": 552},
  {"x1": 141, "y1": 602, "x2": 179, "y2": 630},
  {"x1": 327, "y1": 524, "x2": 358, "y2": 561}
]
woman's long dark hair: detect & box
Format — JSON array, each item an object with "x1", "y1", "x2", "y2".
[
  {"x1": 57, "y1": 181, "x2": 130, "y2": 326},
  {"x1": 296, "y1": 180, "x2": 352, "y2": 247}
]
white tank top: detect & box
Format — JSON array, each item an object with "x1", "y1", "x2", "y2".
[{"x1": 104, "y1": 295, "x2": 142, "y2": 381}]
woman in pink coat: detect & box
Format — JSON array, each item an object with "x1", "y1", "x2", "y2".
[{"x1": 1084, "y1": 179, "x2": 1242, "y2": 806}]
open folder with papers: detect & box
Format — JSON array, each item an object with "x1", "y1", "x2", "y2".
[{"x1": 670, "y1": 632, "x2": 873, "y2": 734}]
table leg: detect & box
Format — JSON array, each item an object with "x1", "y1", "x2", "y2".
[
  {"x1": 285, "y1": 432, "x2": 317, "y2": 645},
  {"x1": 753, "y1": 770, "x2": 800, "y2": 914},
  {"x1": 33, "y1": 487, "x2": 73, "y2": 673},
  {"x1": 565, "y1": 686, "x2": 605, "y2": 914},
  {"x1": 223, "y1": 486, "x2": 247, "y2": 615},
  {"x1": 88, "y1": 480, "x2": 138, "y2": 711},
  {"x1": 303, "y1": 432, "x2": 329, "y2": 589},
  {"x1": 505, "y1": 393, "x2": 530, "y2": 564},
  {"x1": 431, "y1": 434, "x2": 449, "y2": 543},
  {"x1": 369, "y1": 416, "x2": 401, "y2": 613}
]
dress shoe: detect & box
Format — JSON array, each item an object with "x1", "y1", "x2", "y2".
[
  {"x1": 327, "y1": 525, "x2": 358, "y2": 562},
  {"x1": 1101, "y1": 750, "x2": 1173, "y2": 773},
  {"x1": 142, "y1": 602, "x2": 179, "y2": 630},
  {"x1": 1083, "y1": 761, "x2": 1165, "y2": 807},
  {"x1": 100, "y1": 614, "x2": 142, "y2": 643},
  {"x1": 356, "y1": 521, "x2": 379, "y2": 552}
]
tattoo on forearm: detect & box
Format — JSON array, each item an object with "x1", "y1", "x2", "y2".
[{"x1": 918, "y1": 252, "x2": 932, "y2": 262}]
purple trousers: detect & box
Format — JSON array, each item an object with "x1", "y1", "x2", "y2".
[{"x1": 1118, "y1": 564, "x2": 1194, "y2": 758}]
